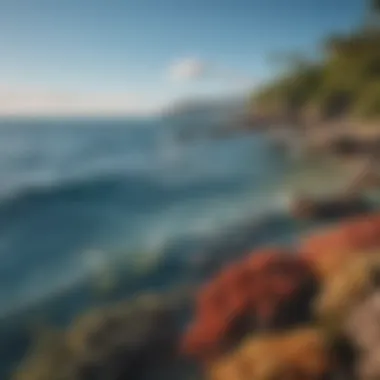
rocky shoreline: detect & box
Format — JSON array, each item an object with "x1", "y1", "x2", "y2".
[
  {"x1": 8, "y1": 117, "x2": 380, "y2": 380},
  {"x1": 11, "y1": 209, "x2": 380, "y2": 380}
]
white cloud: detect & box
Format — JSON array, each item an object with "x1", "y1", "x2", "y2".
[
  {"x1": 167, "y1": 57, "x2": 253, "y2": 90},
  {"x1": 168, "y1": 58, "x2": 207, "y2": 82},
  {"x1": 0, "y1": 87, "x2": 163, "y2": 117}
]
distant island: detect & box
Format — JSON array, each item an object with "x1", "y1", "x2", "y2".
[{"x1": 161, "y1": 96, "x2": 249, "y2": 141}]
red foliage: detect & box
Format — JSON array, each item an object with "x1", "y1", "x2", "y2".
[
  {"x1": 181, "y1": 248, "x2": 318, "y2": 362},
  {"x1": 300, "y1": 213, "x2": 380, "y2": 276}
]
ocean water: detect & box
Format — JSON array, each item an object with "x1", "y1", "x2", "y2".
[
  {"x1": 0, "y1": 117, "x2": 362, "y2": 378},
  {"x1": 0, "y1": 117, "x2": 294, "y2": 318}
]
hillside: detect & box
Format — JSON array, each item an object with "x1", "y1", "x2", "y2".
[{"x1": 251, "y1": 3, "x2": 380, "y2": 125}]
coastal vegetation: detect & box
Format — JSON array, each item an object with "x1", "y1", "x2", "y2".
[{"x1": 251, "y1": 0, "x2": 380, "y2": 123}]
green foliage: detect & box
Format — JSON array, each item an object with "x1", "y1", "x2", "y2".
[
  {"x1": 354, "y1": 80, "x2": 380, "y2": 117},
  {"x1": 252, "y1": 28, "x2": 380, "y2": 121},
  {"x1": 371, "y1": 0, "x2": 380, "y2": 12}
]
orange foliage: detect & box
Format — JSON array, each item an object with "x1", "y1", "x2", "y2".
[{"x1": 181, "y1": 249, "x2": 318, "y2": 362}]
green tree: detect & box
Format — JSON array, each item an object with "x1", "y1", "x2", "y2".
[
  {"x1": 252, "y1": 29, "x2": 380, "y2": 121},
  {"x1": 366, "y1": 0, "x2": 380, "y2": 30},
  {"x1": 372, "y1": 0, "x2": 380, "y2": 12}
]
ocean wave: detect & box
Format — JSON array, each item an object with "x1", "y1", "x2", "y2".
[
  {"x1": 0, "y1": 200, "x2": 297, "y2": 321},
  {"x1": 0, "y1": 166, "x2": 258, "y2": 224},
  {"x1": 0, "y1": 122, "x2": 294, "y2": 324}
]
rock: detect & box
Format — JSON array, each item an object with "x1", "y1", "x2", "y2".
[
  {"x1": 300, "y1": 212, "x2": 380, "y2": 278},
  {"x1": 181, "y1": 249, "x2": 318, "y2": 362},
  {"x1": 343, "y1": 290, "x2": 380, "y2": 380},
  {"x1": 207, "y1": 328, "x2": 333, "y2": 380},
  {"x1": 12, "y1": 329, "x2": 76, "y2": 380},
  {"x1": 67, "y1": 291, "x2": 192, "y2": 379},
  {"x1": 290, "y1": 195, "x2": 371, "y2": 221},
  {"x1": 315, "y1": 252, "x2": 380, "y2": 332},
  {"x1": 330, "y1": 136, "x2": 367, "y2": 158},
  {"x1": 313, "y1": 252, "x2": 380, "y2": 380},
  {"x1": 345, "y1": 292, "x2": 380, "y2": 351},
  {"x1": 328, "y1": 136, "x2": 380, "y2": 160},
  {"x1": 13, "y1": 290, "x2": 194, "y2": 380}
]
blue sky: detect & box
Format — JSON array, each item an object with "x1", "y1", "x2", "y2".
[{"x1": 0, "y1": 0, "x2": 367, "y2": 115}]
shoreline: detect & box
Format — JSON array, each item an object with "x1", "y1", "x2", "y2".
[{"x1": 242, "y1": 116, "x2": 380, "y2": 144}]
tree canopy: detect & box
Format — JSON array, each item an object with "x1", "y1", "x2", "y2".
[{"x1": 251, "y1": 8, "x2": 380, "y2": 122}]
